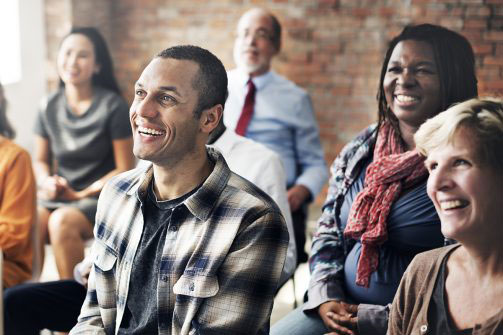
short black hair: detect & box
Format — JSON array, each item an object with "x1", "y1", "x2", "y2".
[
  {"x1": 377, "y1": 23, "x2": 478, "y2": 131},
  {"x1": 269, "y1": 13, "x2": 282, "y2": 51},
  {"x1": 157, "y1": 45, "x2": 228, "y2": 118},
  {"x1": 59, "y1": 27, "x2": 121, "y2": 95}
]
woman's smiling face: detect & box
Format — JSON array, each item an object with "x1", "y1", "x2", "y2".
[
  {"x1": 425, "y1": 127, "x2": 503, "y2": 242},
  {"x1": 384, "y1": 40, "x2": 441, "y2": 131}
]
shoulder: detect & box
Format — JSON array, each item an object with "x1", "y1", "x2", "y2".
[
  {"x1": 231, "y1": 134, "x2": 281, "y2": 163},
  {"x1": 351, "y1": 124, "x2": 378, "y2": 146},
  {"x1": 95, "y1": 87, "x2": 128, "y2": 109},
  {"x1": 103, "y1": 165, "x2": 147, "y2": 195},
  {"x1": 0, "y1": 140, "x2": 31, "y2": 171},
  {"x1": 0, "y1": 139, "x2": 28, "y2": 158},
  {"x1": 405, "y1": 245, "x2": 459, "y2": 285},
  {"x1": 41, "y1": 89, "x2": 64, "y2": 113},
  {"x1": 269, "y1": 71, "x2": 309, "y2": 97},
  {"x1": 334, "y1": 124, "x2": 377, "y2": 165},
  {"x1": 222, "y1": 170, "x2": 283, "y2": 221}
]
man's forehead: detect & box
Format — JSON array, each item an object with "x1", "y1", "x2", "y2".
[
  {"x1": 238, "y1": 9, "x2": 273, "y2": 31},
  {"x1": 136, "y1": 57, "x2": 199, "y2": 89}
]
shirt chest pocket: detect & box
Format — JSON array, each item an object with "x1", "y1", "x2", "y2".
[
  {"x1": 92, "y1": 242, "x2": 118, "y2": 308},
  {"x1": 173, "y1": 274, "x2": 219, "y2": 298},
  {"x1": 94, "y1": 251, "x2": 117, "y2": 273}
]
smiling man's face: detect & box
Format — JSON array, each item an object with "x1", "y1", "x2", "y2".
[{"x1": 129, "y1": 57, "x2": 202, "y2": 165}]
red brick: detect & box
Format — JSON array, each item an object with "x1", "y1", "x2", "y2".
[
  {"x1": 477, "y1": 66, "x2": 503, "y2": 79},
  {"x1": 440, "y1": 17, "x2": 464, "y2": 30},
  {"x1": 464, "y1": 19, "x2": 488, "y2": 29},
  {"x1": 490, "y1": 18, "x2": 503, "y2": 30},
  {"x1": 351, "y1": 7, "x2": 371, "y2": 18},
  {"x1": 484, "y1": 57, "x2": 503, "y2": 66},
  {"x1": 465, "y1": 5, "x2": 491, "y2": 17},
  {"x1": 379, "y1": 7, "x2": 395, "y2": 17},
  {"x1": 331, "y1": 87, "x2": 352, "y2": 96},
  {"x1": 484, "y1": 31, "x2": 503, "y2": 41},
  {"x1": 479, "y1": 80, "x2": 503, "y2": 90},
  {"x1": 472, "y1": 43, "x2": 493, "y2": 55},
  {"x1": 43, "y1": 0, "x2": 503, "y2": 167}
]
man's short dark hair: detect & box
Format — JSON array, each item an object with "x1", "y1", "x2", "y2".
[
  {"x1": 269, "y1": 13, "x2": 282, "y2": 51},
  {"x1": 157, "y1": 45, "x2": 228, "y2": 118}
]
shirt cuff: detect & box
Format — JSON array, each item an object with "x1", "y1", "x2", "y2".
[
  {"x1": 296, "y1": 169, "x2": 328, "y2": 199},
  {"x1": 303, "y1": 278, "x2": 346, "y2": 312},
  {"x1": 356, "y1": 303, "x2": 390, "y2": 335}
]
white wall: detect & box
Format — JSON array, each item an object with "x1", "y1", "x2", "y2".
[{"x1": 4, "y1": 0, "x2": 47, "y2": 154}]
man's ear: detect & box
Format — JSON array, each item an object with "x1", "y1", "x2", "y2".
[{"x1": 200, "y1": 104, "x2": 223, "y2": 134}]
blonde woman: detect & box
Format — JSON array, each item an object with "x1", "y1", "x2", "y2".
[{"x1": 388, "y1": 98, "x2": 503, "y2": 334}]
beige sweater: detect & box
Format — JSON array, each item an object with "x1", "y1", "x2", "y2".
[{"x1": 388, "y1": 244, "x2": 503, "y2": 335}]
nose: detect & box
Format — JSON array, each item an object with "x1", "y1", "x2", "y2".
[
  {"x1": 67, "y1": 53, "x2": 78, "y2": 67},
  {"x1": 134, "y1": 96, "x2": 158, "y2": 119},
  {"x1": 396, "y1": 68, "x2": 416, "y2": 87},
  {"x1": 243, "y1": 32, "x2": 257, "y2": 46},
  {"x1": 427, "y1": 165, "x2": 454, "y2": 195}
]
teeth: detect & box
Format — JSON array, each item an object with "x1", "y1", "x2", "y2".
[
  {"x1": 137, "y1": 126, "x2": 164, "y2": 136},
  {"x1": 395, "y1": 95, "x2": 419, "y2": 103},
  {"x1": 440, "y1": 200, "x2": 467, "y2": 210}
]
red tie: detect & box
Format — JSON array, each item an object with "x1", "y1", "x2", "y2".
[{"x1": 235, "y1": 79, "x2": 256, "y2": 136}]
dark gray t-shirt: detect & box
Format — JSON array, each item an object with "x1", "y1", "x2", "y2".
[
  {"x1": 119, "y1": 181, "x2": 199, "y2": 334},
  {"x1": 428, "y1": 255, "x2": 473, "y2": 335},
  {"x1": 34, "y1": 87, "x2": 131, "y2": 191}
]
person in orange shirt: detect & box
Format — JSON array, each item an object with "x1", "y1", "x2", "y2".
[{"x1": 0, "y1": 82, "x2": 37, "y2": 288}]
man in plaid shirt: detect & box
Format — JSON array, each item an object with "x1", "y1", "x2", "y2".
[{"x1": 70, "y1": 45, "x2": 289, "y2": 335}]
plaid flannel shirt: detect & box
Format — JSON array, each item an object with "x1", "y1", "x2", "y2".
[
  {"x1": 70, "y1": 148, "x2": 288, "y2": 335},
  {"x1": 305, "y1": 124, "x2": 377, "y2": 310}
]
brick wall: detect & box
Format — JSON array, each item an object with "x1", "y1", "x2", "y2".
[{"x1": 44, "y1": 0, "x2": 503, "y2": 204}]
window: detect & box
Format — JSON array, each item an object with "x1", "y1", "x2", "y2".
[{"x1": 0, "y1": 0, "x2": 22, "y2": 84}]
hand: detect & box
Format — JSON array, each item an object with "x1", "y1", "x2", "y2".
[
  {"x1": 287, "y1": 184, "x2": 311, "y2": 212},
  {"x1": 57, "y1": 178, "x2": 83, "y2": 201},
  {"x1": 38, "y1": 175, "x2": 66, "y2": 200},
  {"x1": 80, "y1": 263, "x2": 92, "y2": 288},
  {"x1": 318, "y1": 300, "x2": 359, "y2": 335}
]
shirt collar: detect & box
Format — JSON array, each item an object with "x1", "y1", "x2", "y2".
[
  {"x1": 235, "y1": 68, "x2": 274, "y2": 91},
  {"x1": 207, "y1": 128, "x2": 236, "y2": 154},
  {"x1": 128, "y1": 148, "x2": 231, "y2": 222}
]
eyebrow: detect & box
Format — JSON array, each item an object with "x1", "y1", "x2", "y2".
[
  {"x1": 135, "y1": 82, "x2": 182, "y2": 97},
  {"x1": 388, "y1": 60, "x2": 436, "y2": 67}
]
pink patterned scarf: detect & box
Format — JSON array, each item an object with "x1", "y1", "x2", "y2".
[{"x1": 344, "y1": 122, "x2": 427, "y2": 287}]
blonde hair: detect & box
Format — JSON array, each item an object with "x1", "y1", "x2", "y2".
[{"x1": 415, "y1": 97, "x2": 503, "y2": 171}]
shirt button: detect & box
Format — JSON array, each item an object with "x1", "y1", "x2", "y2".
[
  {"x1": 161, "y1": 275, "x2": 169, "y2": 282},
  {"x1": 169, "y1": 225, "x2": 178, "y2": 232},
  {"x1": 420, "y1": 325, "x2": 428, "y2": 334},
  {"x1": 189, "y1": 282, "x2": 195, "y2": 291}
]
